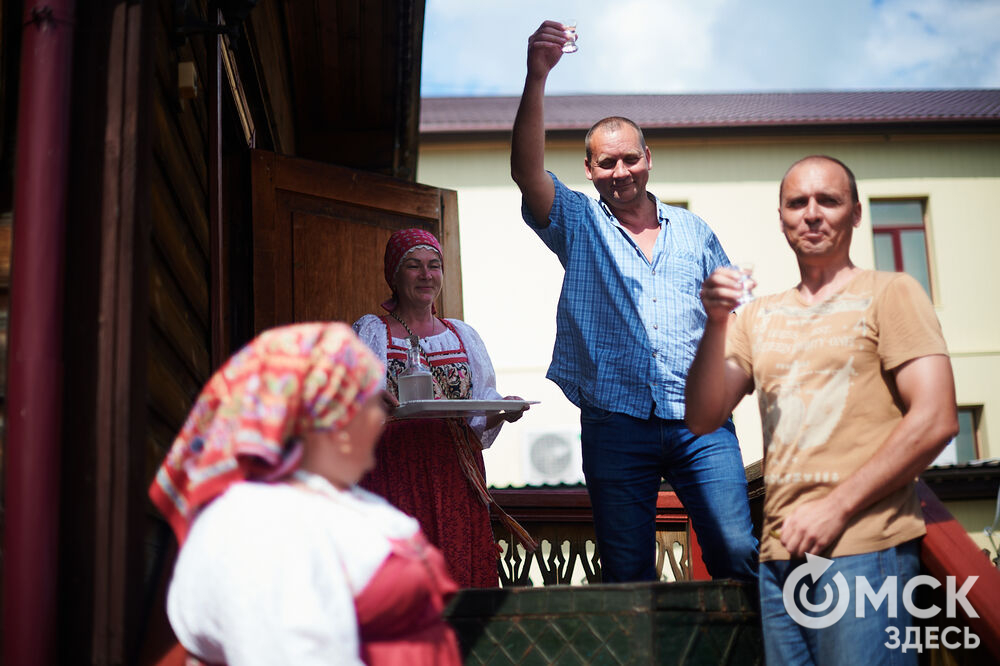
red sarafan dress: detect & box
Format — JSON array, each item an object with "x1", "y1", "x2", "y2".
[
  {"x1": 360, "y1": 316, "x2": 500, "y2": 589},
  {"x1": 357, "y1": 533, "x2": 462, "y2": 665},
  {"x1": 167, "y1": 481, "x2": 462, "y2": 666},
  {"x1": 180, "y1": 536, "x2": 462, "y2": 666}
]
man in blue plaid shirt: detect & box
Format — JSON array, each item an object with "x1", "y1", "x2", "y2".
[{"x1": 510, "y1": 20, "x2": 758, "y2": 583}]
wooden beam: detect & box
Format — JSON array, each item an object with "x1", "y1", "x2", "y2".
[
  {"x1": 243, "y1": 0, "x2": 296, "y2": 153},
  {"x1": 90, "y1": 2, "x2": 154, "y2": 661},
  {"x1": 210, "y1": 14, "x2": 226, "y2": 368},
  {"x1": 918, "y1": 481, "x2": 1000, "y2": 661},
  {"x1": 438, "y1": 188, "x2": 462, "y2": 320},
  {"x1": 391, "y1": 0, "x2": 425, "y2": 181}
]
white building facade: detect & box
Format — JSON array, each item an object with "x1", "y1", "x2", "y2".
[{"x1": 417, "y1": 91, "x2": 1000, "y2": 552}]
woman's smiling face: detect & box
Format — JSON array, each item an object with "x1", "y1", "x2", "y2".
[{"x1": 393, "y1": 247, "x2": 443, "y2": 309}]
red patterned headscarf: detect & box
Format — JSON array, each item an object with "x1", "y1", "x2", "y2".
[
  {"x1": 380, "y1": 228, "x2": 443, "y2": 313},
  {"x1": 149, "y1": 322, "x2": 384, "y2": 544}
]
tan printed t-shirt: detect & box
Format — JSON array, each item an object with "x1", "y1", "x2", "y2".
[{"x1": 726, "y1": 270, "x2": 948, "y2": 562}]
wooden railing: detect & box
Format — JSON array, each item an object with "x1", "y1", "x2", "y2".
[
  {"x1": 490, "y1": 462, "x2": 766, "y2": 587},
  {"x1": 489, "y1": 470, "x2": 1000, "y2": 663},
  {"x1": 146, "y1": 467, "x2": 998, "y2": 664},
  {"x1": 491, "y1": 486, "x2": 710, "y2": 586},
  {"x1": 917, "y1": 481, "x2": 1000, "y2": 663}
]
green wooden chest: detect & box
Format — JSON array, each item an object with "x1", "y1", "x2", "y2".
[{"x1": 445, "y1": 581, "x2": 763, "y2": 665}]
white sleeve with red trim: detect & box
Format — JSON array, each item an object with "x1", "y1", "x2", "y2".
[{"x1": 167, "y1": 482, "x2": 417, "y2": 665}]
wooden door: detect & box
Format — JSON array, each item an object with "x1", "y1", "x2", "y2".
[{"x1": 251, "y1": 150, "x2": 462, "y2": 331}]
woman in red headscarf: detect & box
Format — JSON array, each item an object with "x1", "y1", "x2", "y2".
[
  {"x1": 353, "y1": 228, "x2": 536, "y2": 590},
  {"x1": 150, "y1": 323, "x2": 462, "y2": 665}
]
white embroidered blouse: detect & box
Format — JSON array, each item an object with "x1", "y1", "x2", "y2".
[{"x1": 352, "y1": 314, "x2": 505, "y2": 449}]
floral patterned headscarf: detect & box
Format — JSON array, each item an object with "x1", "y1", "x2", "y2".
[
  {"x1": 380, "y1": 228, "x2": 443, "y2": 313},
  {"x1": 149, "y1": 322, "x2": 384, "y2": 544}
]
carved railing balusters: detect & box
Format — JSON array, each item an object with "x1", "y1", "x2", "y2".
[
  {"x1": 489, "y1": 488, "x2": 700, "y2": 587},
  {"x1": 494, "y1": 526, "x2": 689, "y2": 586}
]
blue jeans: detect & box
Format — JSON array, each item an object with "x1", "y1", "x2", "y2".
[
  {"x1": 759, "y1": 540, "x2": 921, "y2": 666},
  {"x1": 579, "y1": 402, "x2": 758, "y2": 583}
]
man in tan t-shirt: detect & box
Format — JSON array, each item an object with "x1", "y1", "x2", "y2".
[{"x1": 685, "y1": 155, "x2": 958, "y2": 666}]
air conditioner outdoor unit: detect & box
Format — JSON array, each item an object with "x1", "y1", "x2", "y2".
[{"x1": 522, "y1": 430, "x2": 585, "y2": 486}]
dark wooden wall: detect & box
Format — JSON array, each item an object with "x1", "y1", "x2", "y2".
[
  {"x1": 0, "y1": 0, "x2": 21, "y2": 505},
  {"x1": 136, "y1": 4, "x2": 218, "y2": 660},
  {"x1": 140, "y1": 2, "x2": 260, "y2": 660},
  {"x1": 2, "y1": 0, "x2": 424, "y2": 659},
  {"x1": 147, "y1": 0, "x2": 213, "y2": 492},
  {"x1": 277, "y1": 0, "x2": 424, "y2": 178}
]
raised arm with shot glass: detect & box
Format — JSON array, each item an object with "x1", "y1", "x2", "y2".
[{"x1": 510, "y1": 20, "x2": 758, "y2": 585}]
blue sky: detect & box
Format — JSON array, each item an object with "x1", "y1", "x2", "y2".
[{"x1": 421, "y1": 0, "x2": 1000, "y2": 96}]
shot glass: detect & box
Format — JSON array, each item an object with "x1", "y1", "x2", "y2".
[
  {"x1": 733, "y1": 262, "x2": 755, "y2": 306},
  {"x1": 562, "y1": 20, "x2": 578, "y2": 53}
]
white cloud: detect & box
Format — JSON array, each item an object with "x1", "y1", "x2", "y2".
[
  {"x1": 862, "y1": 0, "x2": 1000, "y2": 87},
  {"x1": 420, "y1": 2, "x2": 583, "y2": 96},
  {"x1": 564, "y1": 0, "x2": 728, "y2": 94},
  {"x1": 706, "y1": 0, "x2": 877, "y2": 92},
  {"x1": 420, "y1": 0, "x2": 1000, "y2": 96}
]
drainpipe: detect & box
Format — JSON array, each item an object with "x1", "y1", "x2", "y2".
[{"x1": 3, "y1": 2, "x2": 76, "y2": 665}]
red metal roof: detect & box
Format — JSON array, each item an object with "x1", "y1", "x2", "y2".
[{"x1": 420, "y1": 91, "x2": 1000, "y2": 134}]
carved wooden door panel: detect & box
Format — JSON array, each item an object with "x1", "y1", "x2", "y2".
[{"x1": 251, "y1": 150, "x2": 462, "y2": 332}]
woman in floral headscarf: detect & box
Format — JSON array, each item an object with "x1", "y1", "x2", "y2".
[
  {"x1": 353, "y1": 228, "x2": 536, "y2": 590},
  {"x1": 150, "y1": 323, "x2": 461, "y2": 665}
]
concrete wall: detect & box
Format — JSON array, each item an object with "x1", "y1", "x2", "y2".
[{"x1": 417, "y1": 133, "x2": 1000, "y2": 514}]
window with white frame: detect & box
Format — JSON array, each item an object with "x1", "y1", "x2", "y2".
[
  {"x1": 930, "y1": 406, "x2": 982, "y2": 467},
  {"x1": 870, "y1": 199, "x2": 933, "y2": 297}
]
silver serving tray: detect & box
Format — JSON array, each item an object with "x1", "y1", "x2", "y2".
[{"x1": 392, "y1": 399, "x2": 538, "y2": 420}]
